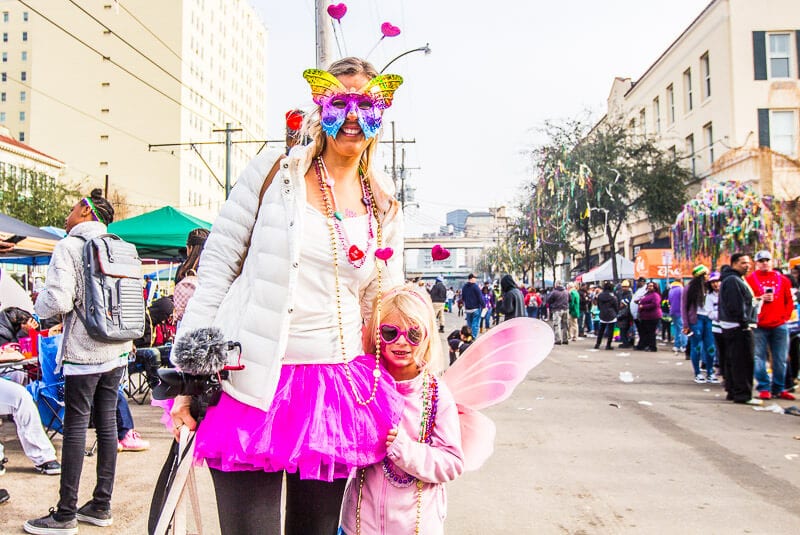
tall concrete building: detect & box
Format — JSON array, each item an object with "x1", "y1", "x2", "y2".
[
  {"x1": 578, "y1": 0, "x2": 800, "y2": 263},
  {"x1": 0, "y1": 0, "x2": 267, "y2": 221}
]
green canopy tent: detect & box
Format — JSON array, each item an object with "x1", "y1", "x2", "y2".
[{"x1": 108, "y1": 206, "x2": 212, "y2": 259}]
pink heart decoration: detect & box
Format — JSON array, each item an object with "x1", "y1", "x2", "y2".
[
  {"x1": 380, "y1": 22, "x2": 401, "y2": 38},
  {"x1": 431, "y1": 244, "x2": 450, "y2": 261},
  {"x1": 327, "y1": 3, "x2": 347, "y2": 21},
  {"x1": 375, "y1": 247, "x2": 394, "y2": 262}
]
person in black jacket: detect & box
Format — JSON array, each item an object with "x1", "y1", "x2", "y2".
[
  {"x1": 718, "y1": 253, "x2": 761, "y2": 405},
  {"x1": 461, "y1": 274, "x2": 484, "y2": 339},
  {"x1": 594, "y1": 282, "x2": 619, "y2": 350},
  {"x1": 497, "y1": 275, "x2": 525, "y2": 320}
]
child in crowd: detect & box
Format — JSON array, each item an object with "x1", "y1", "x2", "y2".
[
  {"x1": 446, "y1": 326, "x2": 474, "y2": 365},
  {"x1": 340, "y1": 285, "x2": 464, "y2": 535}
]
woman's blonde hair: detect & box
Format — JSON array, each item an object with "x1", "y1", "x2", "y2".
[
  {"x1": 363, "y1": 284, "x2": 443, "y2": 373},
  {"x1": 305, "y1": 57, "x2": 381, "y2": 179}
]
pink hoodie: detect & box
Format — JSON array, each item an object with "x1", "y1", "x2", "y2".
[{"x1": 340, "y1": 372, "x2": 465, "y2": 534}]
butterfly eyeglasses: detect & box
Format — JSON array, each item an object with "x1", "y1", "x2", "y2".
[{"x1": 379, "y1": 324, "x2": 425, "y2": 346}]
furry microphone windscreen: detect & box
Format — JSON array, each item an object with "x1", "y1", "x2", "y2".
[{"x1": 172, "y1": 327, "x2": 229, "y2": 376}]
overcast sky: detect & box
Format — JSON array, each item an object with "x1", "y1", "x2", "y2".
[{"x1": 251, "y1": 0, "x2": 711, "y2": 236}]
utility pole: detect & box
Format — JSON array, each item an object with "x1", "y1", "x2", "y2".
[
  {"x1": 315, "y1": 0, "x2": 336, "y2": 68},
  {"x1": 391, "y1": 121, "x2": 397, "y2": 196},
  {"x1": 213, "y1": 122, "x2": 242, "y2": 199}
]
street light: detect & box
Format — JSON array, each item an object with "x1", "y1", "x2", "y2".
[{"x1": 380, "y1": 44, "x2": 431, "y2": 73}]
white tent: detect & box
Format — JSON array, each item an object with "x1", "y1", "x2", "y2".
[
  {"x1": 0, "y1": 268, "x2": 33, "y2": 312},
  {"x1": 579, "y1": 254, "x2": 634, "y2": 283}
]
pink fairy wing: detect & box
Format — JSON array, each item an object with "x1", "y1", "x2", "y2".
[
  {"x1": 457, "y1": 404, "x2": 496, "y2": 471},
  {"x1": 443, "y1": 318, "x2": 554, "y2": 411}
]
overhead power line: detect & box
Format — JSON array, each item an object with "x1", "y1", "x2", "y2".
[
  {"x1": 17, "y1": 0, "x2": 217, "y2": 125},
  {"x1": 116, "y1": 0, "x2": 182, "y2": 62}
]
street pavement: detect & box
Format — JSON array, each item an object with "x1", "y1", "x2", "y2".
[{"x1": 0, "y1": 311, "x2": 798, "y2": 533}]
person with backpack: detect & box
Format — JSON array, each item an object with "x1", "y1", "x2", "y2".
[{"x1": 25, "y1": 189, "x2": 137, "y2": 534}]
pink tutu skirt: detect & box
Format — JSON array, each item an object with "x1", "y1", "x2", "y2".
[{"x1": 193, "y1": 354, "x2": 402, "y2": 481}]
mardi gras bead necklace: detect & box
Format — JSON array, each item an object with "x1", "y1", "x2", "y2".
[
  {"x1": 315, "y1": 156, "x2": 375, "y2": 268},
  {"x1": 356, "y1": 372, "x2": 439, "y2": 535},
  {"x1": 316, "y1": 156, "x2": 384, "y2": 406}
]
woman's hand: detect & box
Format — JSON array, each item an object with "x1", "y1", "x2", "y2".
[
  {"x1": 385, "y1": 428, "x2": 398, "y2": 449},
  {"x1": 170, "y1": 395, "x2": 197, "y2": 441}
]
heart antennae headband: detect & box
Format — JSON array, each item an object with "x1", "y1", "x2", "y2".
[{"x1": 302, "y1": 69, "x2": 403, "y2": 139}]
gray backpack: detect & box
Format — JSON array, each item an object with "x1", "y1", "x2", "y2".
[{"x1": 76, "y1": 234, "x2": 145, "y2": 342}]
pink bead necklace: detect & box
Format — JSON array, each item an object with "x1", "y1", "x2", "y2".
[{"x1": 315, "y1": 157, "x2": 375, "y2": 269}]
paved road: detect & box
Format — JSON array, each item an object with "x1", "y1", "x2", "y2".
[{"x1": 0, "y1": 311, "x2": 798, "y2": 534}]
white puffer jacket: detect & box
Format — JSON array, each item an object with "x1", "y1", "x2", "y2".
[{"x1": 176, "y1": 144, "x2": 404, "y2": 410}]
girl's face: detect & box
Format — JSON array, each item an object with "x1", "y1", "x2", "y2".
[
  {"x1": 64, "y1": 200, "x2": 92, "y2": 232},
  {"x1": 379, "y1": 311, "x2": 427, "y2": 381}
]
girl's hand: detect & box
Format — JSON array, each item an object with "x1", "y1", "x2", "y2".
[
  {"x1": 385, "y1": 428, "x2": 398, "y2": 449},
  {"x1": 23, "y1": 318, "x2": 39, "y2": 331},
  {"x1": 170, "y1": 395, "x2": 197, "y2": 441}
]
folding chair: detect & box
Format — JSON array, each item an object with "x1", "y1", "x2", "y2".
[
  {"x1": 124, "y1": 348, "x2": 162, "y2": 405},
  {"x1": 25, "y1": 334, "x2": 65, "y2": 439}
]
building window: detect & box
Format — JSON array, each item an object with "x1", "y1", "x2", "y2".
[
  {"x1": 700, "y1": 52, "x2": 711, "y2": 100},
  {"x1": 22, "y1": 12, "x2": 28, "y2": 22},
  {"x1": 2, "y1": 12, "x2": 7, "y2": 23},
  {"x1": 18, "y1": 131, "x2": 23, "y2": 141},
  {"x1": 20, "y1": 71, "x2": 26, "y2": 81},
  {"x1": 100, "y1": 108, "x2": 109, "y2": 113},
  {"x1": 629, "y1": 118, "x2": 636, "y2": 131},
  {"x1": 19, "y1": 90, "x2": 25, "y2": 102},
  {"x1": 99, "y1": 161, "x2": 109, "y2": 166},
  {"x1": 652, "y1": 97, "x2": 661, "y2": 133},
  {"x1": 683, "y1": 69, "x2": 693, "y2": 112},
  {"x1": 767, "y1": 33, "x2": 791, "y2": 78},
  {"x1": 0, "y1": 112, "x2": 5, "y2": 122},
  {"x1": 101, "y1": 81, "x2": 110, "y2": 87},
  {"x1": 21, "y1": 51, "x2": 26, "y2": 61},
  {"x1": 685, "y1": 133, "x2": 696, "y2": 176},
  {"x1": 770, "y1": 110, "x2": 796, "y2": 157},
  {"x1": 3, "y1": 33, "x2": 7, "y2": 42},
  {"x1": 667, "y1": 84, "x2": 675, "y2": 125},
  {"x1": 18, "y1": 111, "x2": 24, "y2": 121},
  {"x1": 21, "y1": 31, "x2": 27, "y2": 41},
  {"x1": 1, "y1": 73, "x2": 6, "y2": 82},
  {"x1": 703, "y1": 122, "x2": 714, "y2": 164},
  {"x1": 639, "y1": 108, "x2": 646, "y2": 135},
  {"x1": 1, "y1": 52, "x2": 6, "y2": 63},
  {"x1": 0, "y1": 92, "x2": 5, "y2": 102},
  {"x1": 100, "y1": 134, "x2": 109, "y2": 141},
  {"x1": 669, "y1": 145, "x2": 676, "y2": 159}
]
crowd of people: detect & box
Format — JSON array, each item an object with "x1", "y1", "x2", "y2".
[{"x1": 537, "y1": 252, "x2": 800, "y2": 406}]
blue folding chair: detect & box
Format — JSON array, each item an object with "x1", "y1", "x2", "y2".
[{"x1": 26, "y1": 334, "x2": 65, "y2": 439}]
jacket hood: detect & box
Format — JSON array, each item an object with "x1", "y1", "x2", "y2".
[
  {"x1": 500, "y1": 274, "x2": 518, "y2": 293},
  {"x1": 68, "y1": 221, "x2": 108, "y2": 240},
  {"x1": 720, "y1": 265, "x2": 742, "y2": 280}
]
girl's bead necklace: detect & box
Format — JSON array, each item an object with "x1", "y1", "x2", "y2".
[
  {"x1": 315, "y1": 156, "x2": 384, "y2": 406},
  {"x1": 315, "y1": 157, "x2": 375, "y2": 268},
  {"x1": 356, "y1": 372, "x2": 439, "y2": 535}
]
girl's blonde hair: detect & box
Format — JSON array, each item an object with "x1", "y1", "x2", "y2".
[
  {"x1": 364, "y1": 283, "x2": 443, "y2": 373},
  {"x1": 304, "y1": 57, "x2": 381, "y2": 179}
]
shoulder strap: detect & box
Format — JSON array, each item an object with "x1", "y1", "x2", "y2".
[{"x1": 257, "y1": 154, "x2": 286, "y2": 213}]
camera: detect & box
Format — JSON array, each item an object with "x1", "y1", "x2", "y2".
[{"x1": 152, "y1": 368, "x2": 230, "y2": 419}]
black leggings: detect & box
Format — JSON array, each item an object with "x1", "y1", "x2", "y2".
[{"x1": 209, "y1": 468, "x2": 347, "y2": 535}]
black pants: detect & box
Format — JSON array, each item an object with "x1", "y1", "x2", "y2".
[
  {"x1": 618, "y1": 318, "x2": 633, "y2": 346},
  {"x1": 595, "y1": 322, "x2": 615, "y2": 348},
  {"x1": 210, "y1": 468, "x2": 347, "y2": 535},
  {"x1": 722, "y1": 328, "x2": 754, "y2": 402},
  {"x1": 637, "y1": 319, "x2": 659, "y2": 350},
  {"x1": 57, "y1": 366, "x2": 124, "y2": 520}
]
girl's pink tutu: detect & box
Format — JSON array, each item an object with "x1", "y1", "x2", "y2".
[{"x1": 193, "y1": 354, "x2": 402, "y2": 482}]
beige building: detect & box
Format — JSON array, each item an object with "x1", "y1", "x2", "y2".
[
  {"x1": 580, "y1": 0, "x2": 800, "y2": 264},
  {"x1": 0, "y1": 0, "x2": 267, "y2": 221},
  {"x1": 0, "y1": 124, "x2": 63, "y2": 178}
]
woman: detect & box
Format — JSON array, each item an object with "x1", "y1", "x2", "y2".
[
  {"x1": 172, "y1": 227, "x2": 210, "y2": 325},
  {"x1": 706, "y1": 272, "x2": 724, "y2": 385},
  {"x1": 683, "y1": 265, "x2": 717, "y2": 383},
  {"x1": 635, "y1": 281, "x2": 662, "y2": 352},
  {"x1": 480, "y1": 286, "x2": 494, "y2": 332},
  {"x1": 594, "y1": 282, "x2": 618, "y2": 350},
  {"x1": 169, "y1": 57, "x2": 405, "y2": 535},
  {"x1": 497, "y1": 274, "x2": 525, "y2": 320}
]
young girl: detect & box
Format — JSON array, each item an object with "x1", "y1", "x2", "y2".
[{"x1": 340, "y1": 285, "x2": 464, "y2": 535}]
